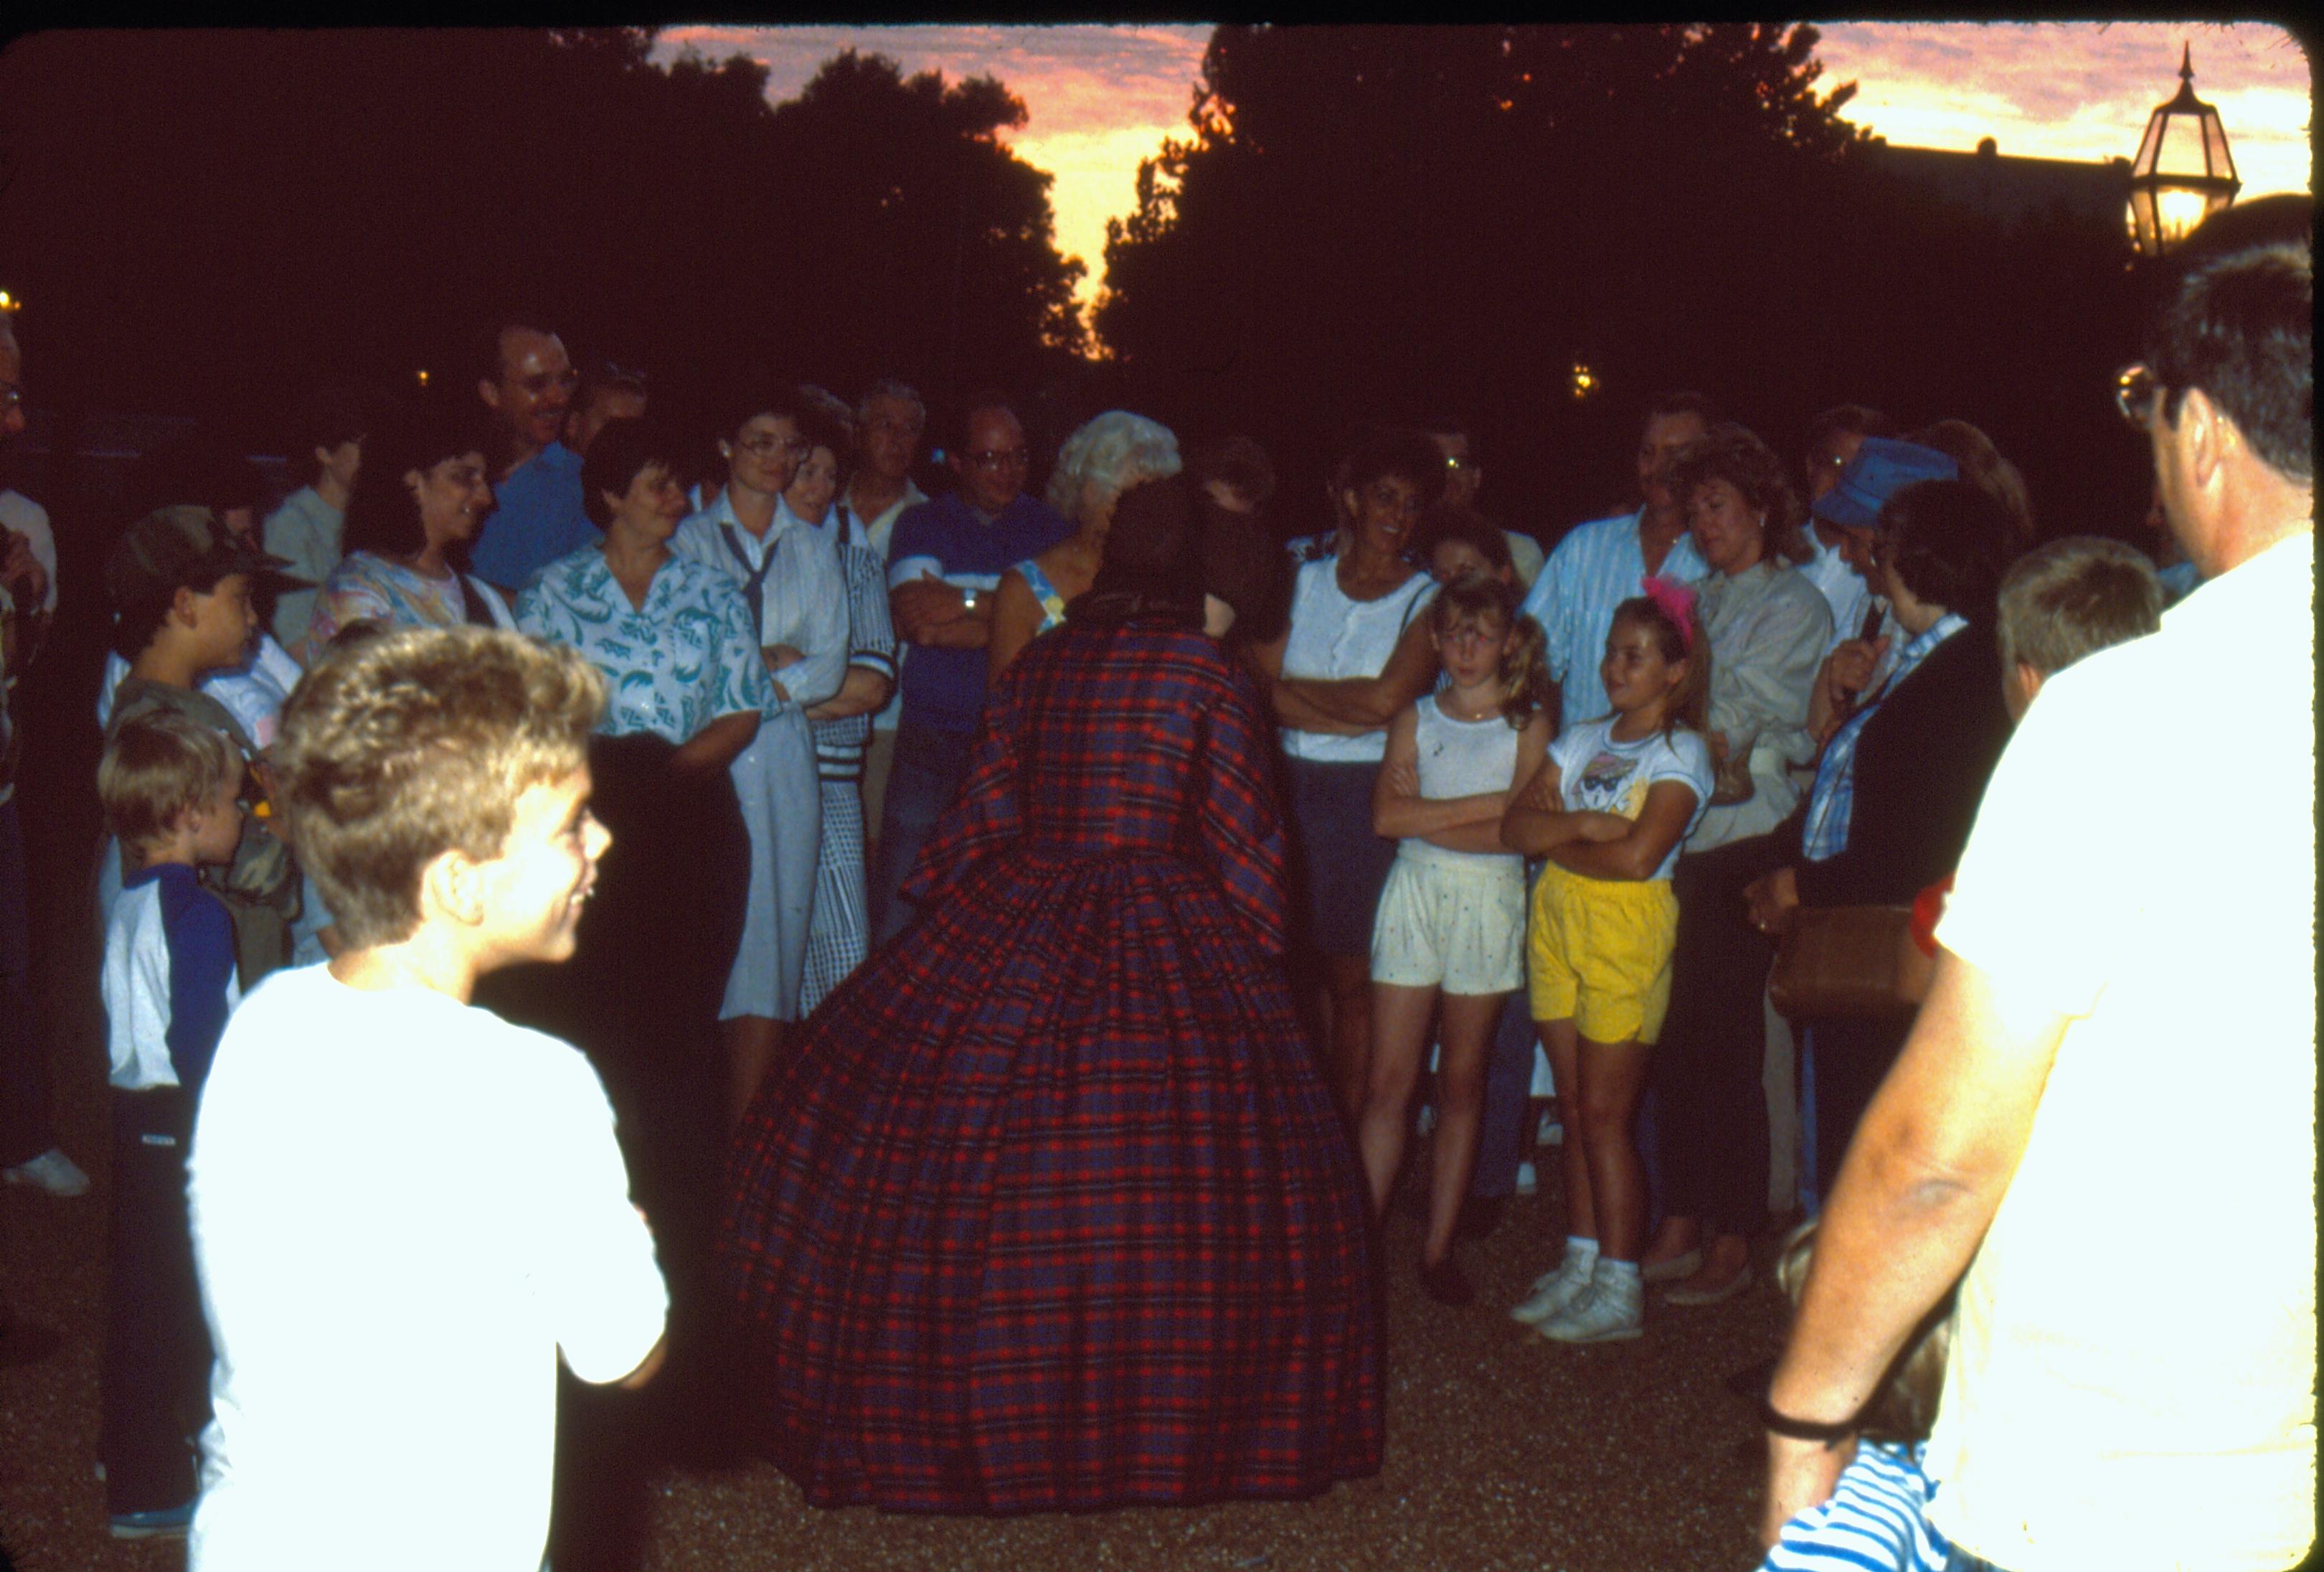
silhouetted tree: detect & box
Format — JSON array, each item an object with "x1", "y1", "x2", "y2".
[
  {"x1": 1100, "y1": 24, "x2": 2145, "y2": 543},
  {"x1": 0, "y1": 30, "x2": 1084, "y2": 450}
]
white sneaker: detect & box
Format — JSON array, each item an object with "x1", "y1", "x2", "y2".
[
  {"x1": 1513, "y1": 1159, "x2": 1538, "y2": 1197},
  {"x1": 1537, "y1": 1273, "x2": 1643, "y2": 1344},
  {"x1": 2, "y1": 1148, "x2": 90, "y2": 1198},
  {"x1": 1509, "y1": 1251, "x2": 1595, "y2": 1325}
]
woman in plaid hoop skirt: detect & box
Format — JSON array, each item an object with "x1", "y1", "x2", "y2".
[{"x1": 717, "y1": 479, "x2": 1381, "y2": 1513}]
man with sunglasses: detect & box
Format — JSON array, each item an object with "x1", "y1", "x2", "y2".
[
  {"x1": 869, "y1": 392, "x2": 1069, "y2": 943},
  {"x1": 1762, "y1": 220, "x2": 2313, "y2": 1572},
  {"x1": 468, "y1": 316, "x2": 593, "y2": 595}
]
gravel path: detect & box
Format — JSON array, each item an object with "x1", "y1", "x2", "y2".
[{"x1": 1, "y1": 792, "x2": 1790, "y2": 1572}]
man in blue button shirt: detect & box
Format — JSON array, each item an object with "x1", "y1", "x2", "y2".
[
  {"x1": 868, "y1": 392, "x2": 1069, "y2": 943},
  {"x1": 468, "y1": 318, "x2": 595, "y2": 594}
]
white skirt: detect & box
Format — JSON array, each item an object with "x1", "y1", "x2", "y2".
[{"x1": 722, "y1": 707, "x2": 821, "y2": 1021}]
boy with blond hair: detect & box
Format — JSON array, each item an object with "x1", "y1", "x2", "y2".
[
  {"x1": 187, "y1": 626, "x2": 667, "y2": 1571},
  {"x1": 96, "y1": 708, "x2": 247, "y2": 1538},
  {"x1": 1893, "y1": 537, "x2": 2165, "y2": 1003},
  {"x1": 1993, "y1": 535, "x2": 2165, "y2": 722}
]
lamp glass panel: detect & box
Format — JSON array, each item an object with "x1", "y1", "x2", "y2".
[
  {"x1": 2203, "y1": 116, "x2": 2238, "y2": 182},
  {"x1": 2131, "y1": 113, "x2": 2166, "y2": 174},
  {"x1": 2155, "y1": 113, "x2": 2209, "y2": 177},
  {"x1": 2157, "y1": 187, "x2": 2211, "y2": 243}
]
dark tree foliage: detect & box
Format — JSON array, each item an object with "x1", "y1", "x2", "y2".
[
  {"x1": 0, "y1": 29, "x2": 1085, "y2": 450},
  {"x1": 1099, "y1": 24, "x2": 2148, "y2": 545},
  {"x1": 767, "y1": 50, "x2": 1088, "y2": 399}
]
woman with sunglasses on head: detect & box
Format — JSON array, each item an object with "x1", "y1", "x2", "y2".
[{"x1": 1250, "y1": 425, "x2": 1445, "y2": 1126}]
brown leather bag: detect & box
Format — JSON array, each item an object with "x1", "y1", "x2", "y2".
[{"x1": 1767, "y1": 905, "x2": 1918, "y2": 1020}]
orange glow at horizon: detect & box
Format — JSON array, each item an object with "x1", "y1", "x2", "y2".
[{"x1": 655, "y1": 22, "x2": 2311, "y2": 321}]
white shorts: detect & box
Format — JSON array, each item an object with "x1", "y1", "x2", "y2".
[{"x1": 1369, "y1": 852, "x2": 1525, "y2": 996}]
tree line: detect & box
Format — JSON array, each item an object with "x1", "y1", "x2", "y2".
[
  {"x1": 0, "y1": 24, "x2": 2154, "y2": 542},
  {"x1": 1097, "y1": 24, "x2": 2153, "y2": 542}
]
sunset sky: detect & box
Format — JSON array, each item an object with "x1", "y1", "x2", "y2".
[{"x1": 653, "y1": 22, "x2": 2313, "y2": 314}]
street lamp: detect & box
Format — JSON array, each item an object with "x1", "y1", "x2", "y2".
[{"x1": 2126, "y1": 44, "x2": 2240, "y2": 259}]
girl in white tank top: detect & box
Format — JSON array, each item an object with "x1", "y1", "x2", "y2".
[{"x1": 1357, "y1": 574, "x2": 1554, "y2": 1305}]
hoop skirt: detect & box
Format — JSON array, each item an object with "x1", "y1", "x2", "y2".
[{"x1": 717, "y1": 614, "x2": 1382, "y2": 1513}]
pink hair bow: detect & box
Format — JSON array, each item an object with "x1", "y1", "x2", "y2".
[{"x1": 1640, "y1": 576, "x2": 1698, "y2": 651}]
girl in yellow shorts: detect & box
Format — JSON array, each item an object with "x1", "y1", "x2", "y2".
[{"x1": 1501, "y1": 580, "x2": 1712, "y2": 1344}]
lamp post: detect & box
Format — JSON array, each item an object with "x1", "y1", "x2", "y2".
[{"x1": 2126, "y1": 44, "x2": 2240, "y2": 259}]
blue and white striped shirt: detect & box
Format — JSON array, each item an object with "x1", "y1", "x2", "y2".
[
  {"x1": 1801, "y1": 613, "x2": 1968, "y2": 863},
  {"x1": 1761, "y1": 1439, "x2": 1950, "y2": 1572},
  {"x1": 1518, "y1": 510, "x2": 1709, "y2": 727}
]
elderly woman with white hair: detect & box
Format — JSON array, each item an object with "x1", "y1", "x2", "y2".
[{"x1": 986, "y1": 410, "x2": 1181, "y2": 682}]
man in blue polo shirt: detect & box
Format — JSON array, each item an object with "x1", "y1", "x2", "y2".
[
  {"x1": 468, "y1": 318, "x2": 595, "y2": 594},
  {"x1": 868, "y1": 392, "x2": 1069, "y2": 942}
]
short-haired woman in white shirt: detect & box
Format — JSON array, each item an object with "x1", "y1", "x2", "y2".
[{"x1": 1251, "y1": 427, "x2": 1445, "y2": 1121}]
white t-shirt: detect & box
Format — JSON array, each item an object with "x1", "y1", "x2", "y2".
[
  {"x1": 189, "y1": 966, "x2": 668, "y2": 1572},
  {"x1": 1927, "y1": 532, "x2": 2315, "y2": 1572},
  {"x1": 1548, "y1": 717, "x2": 1713, "y2": 883},
  {"x1": 99, "y1": 634, "x2": 305, "y2": 752},
  {"x1": 1279, "y1": 556, "x2": 1436, "y2": 763},
  {"x1": 1796, "y1": 530, "x2": 1872, "y2": 659}
]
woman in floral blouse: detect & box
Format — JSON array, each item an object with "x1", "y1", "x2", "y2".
[
  {"x1": 511, "y1": 415, "x2": 767, "y2": 1338},
  {"x1": 301, "y1": 394, "x2": 514, "y2": 661}
]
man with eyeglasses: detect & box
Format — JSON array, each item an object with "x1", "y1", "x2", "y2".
[
  {"x1": 1792, "y1": 405, "x2": 1900, "y2": 660},
  {"x1": 0, "y1": 309, "x2": 88, "y2": 1204},
  {"x1": 468, "y1": 316, "x2": 593, "y2": 594},
  {"x1": 1419, "y1": 415, "x2": 1544, "y2": 590},
  {"x1": 869, "y1": 392, "x2": 1069, "y2": 943},
  {"x1": 1762, "y1": 222, "x2": 2313, "y2": 1572}
]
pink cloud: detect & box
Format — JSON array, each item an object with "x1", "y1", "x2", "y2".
[
  {"x1": 650, "y1": 24, "x2": 2310, "y2": 310},
  {"x1": 651, "y1": 24, "x2": 1211, "y2": 141},
  {"x1": 1814, "y1": 22, "x2": 2310, "y2": 197}
]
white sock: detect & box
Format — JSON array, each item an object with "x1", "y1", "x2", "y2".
[
  {"x1": 1565, "y1": 1236, "x2": 1600, "y2": 1271},
  {"x1": 1595, "y1": 1258, "x2": 1641, "y2": 1288}
]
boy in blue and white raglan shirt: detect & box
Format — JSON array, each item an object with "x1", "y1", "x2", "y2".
[{"x1": 96, "y1": 708, "x2": 247, "y2": 1540}]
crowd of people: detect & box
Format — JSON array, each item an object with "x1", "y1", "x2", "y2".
[{"x1": 0, "y1": 191, "x2": 2310, "y2": 1572}]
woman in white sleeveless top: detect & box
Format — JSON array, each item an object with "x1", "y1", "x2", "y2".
[{"x1": 1251, "y1": 428, "x2": 1445, "y2": 1122}]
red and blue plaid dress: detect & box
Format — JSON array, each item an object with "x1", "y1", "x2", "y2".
[{"x1": 717, "y1": 613, "x2": 1382, "y2": 1513}]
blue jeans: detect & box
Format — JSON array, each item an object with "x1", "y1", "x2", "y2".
[{"x1": 869, "y1": 720, "x2": 974, "y2": 947}]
